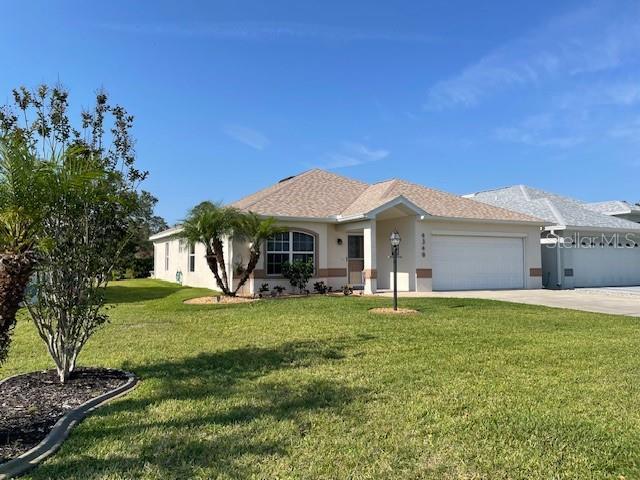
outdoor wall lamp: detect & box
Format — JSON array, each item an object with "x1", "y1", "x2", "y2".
[{"x1": 389, "y1": 230, "x2": 401, "y2": 311}]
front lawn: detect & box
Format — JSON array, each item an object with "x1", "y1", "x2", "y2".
[{"x1": 3, "y1": 279, "x2": 640, "y2": 479}]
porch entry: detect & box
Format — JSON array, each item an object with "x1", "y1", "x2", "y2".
[{"x1": 347, "y1": 234, "x2": 365, "y2": 286}]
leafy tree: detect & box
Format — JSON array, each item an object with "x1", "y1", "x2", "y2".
[
  {"x1": 1, "y1": 84, "x2": 147, "y2": 382},
  {"x1": 180, "y1": 204, "x2": 281, "y2": 296},
  {"x1": 0, "y1": 137, "x2": 51, "y2": 365},
  {"x1": 113, "y1": 192, "x2": 168, "y2": 279},
  {"x1": 282, "y1": 260, "x2": 314, "y2": 294}
]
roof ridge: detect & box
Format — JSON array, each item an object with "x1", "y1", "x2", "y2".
[
  {"x1": 541, "y1": 198, "x2": 566, "y2": 226},
  {"x1": 518, "y1": 185, "x2": 531, "y2": 201},
  {"x1": 231, "y1": 169, "x2": 330, "y2": 211},
  {"x1": 380, "y1": 179, "x2": 400, "y2": 199}
]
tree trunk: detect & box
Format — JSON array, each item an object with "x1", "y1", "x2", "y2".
[
  {"x1": 0, "y1": 252, "x2": 35, "y2": 364},
  {"x1": 233, "y1": 248, "x2": 260, "y2": 295},
  {"x1": 204, "y1": 246, "x2": 230, "y2": 295},
  {"x1": 211, "y1": 238, "x2": 233, "y2": 295}
]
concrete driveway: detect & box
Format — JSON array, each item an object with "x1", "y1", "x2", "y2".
[{"x1": 375, "y1": 288, "x2": 640, "y2": 317}]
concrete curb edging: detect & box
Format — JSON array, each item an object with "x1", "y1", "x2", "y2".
[{"x1": 0, "y1": 369, "x2": 138, "y2": 479}]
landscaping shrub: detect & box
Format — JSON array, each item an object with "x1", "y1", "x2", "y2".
[{"x1": 282, "y1": 260, "x2": 314, "y2": 294}]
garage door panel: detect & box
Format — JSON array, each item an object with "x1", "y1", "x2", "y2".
[
  {"x1": 572, "y1": 246, "x2": 640, "y2": 288},
  {"x1": 432, "y1": 235, "x2": 524, "y2": 291}
]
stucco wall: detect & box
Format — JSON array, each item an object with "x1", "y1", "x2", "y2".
[
  {"x1": 152, "y1": 234, "x2": 226, "y2": 291},
  {"x1": 375, "y1": 216, "x2": 416, "y2": 291},
  {"x1": 152, "y1": 217, "x2": 544, "y2": 294}
]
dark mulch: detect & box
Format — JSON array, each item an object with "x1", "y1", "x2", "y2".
[{"x1": 0, "y1": 367, "x2": 129, "y2": 463}]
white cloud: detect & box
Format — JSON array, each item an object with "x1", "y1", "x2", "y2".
[
  {"x1": 426, "y1": 3, "x2": 640, "y2": 109},
  {"x1": 223, "y1": 124, "x2": 269, "y2": 150},
  {"x1": 557, "y1": 82, "x2": 640, "y2": 109},
  {"x1": 495, "y1": 112, "x2": 585, "y2": 148},
  {"x1": 321, "y1": 142, "x2": 389, "y2": 168},
  {"x1": 495, "y1": 127, "x2": 584, "y2": 148},
  {"x1": 609, "y1": 117, "x2": 640, "y2": 141}
]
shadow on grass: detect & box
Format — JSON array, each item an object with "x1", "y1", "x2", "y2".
[
  {"x1": 32, "y1": 336, "x2": 375, "y2": 479},
  {"x1": 105, "y1": 284, "x2": 184, "y2": 304}
]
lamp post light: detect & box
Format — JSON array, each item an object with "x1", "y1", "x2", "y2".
[{"x1": 390, "y1": 230, "x2": 401, "y2": 311}]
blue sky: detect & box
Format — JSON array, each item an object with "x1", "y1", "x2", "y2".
[{"x1": 2, "y1": 0, "x2": 640, "y2": 224}]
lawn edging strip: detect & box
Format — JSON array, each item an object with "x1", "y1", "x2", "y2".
[{"x1": 0, "y1": 370, "x2": 138, "y2": 479}]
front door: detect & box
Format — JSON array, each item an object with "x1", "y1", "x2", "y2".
[{"x1": 347, "y1": 235, "x2": 365, "y2": 286}]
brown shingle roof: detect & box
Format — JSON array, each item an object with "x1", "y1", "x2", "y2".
[
  {"x1": 231, "y1": 169, "x2": 543, "y2": 223},
  {"x1": 230, "y1": 169, "x2": 368, "y2": 218}
]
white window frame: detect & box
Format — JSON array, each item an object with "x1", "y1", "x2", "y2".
[
  {"x1": 164, "y1": 242, "x2": 170, "y2": 271},
  {"x1": 266, "y1": 231, "x2": 315, "y2": 276},
  {"x1": 188, "y1": 243, "x2": 196, "y2": 272}
]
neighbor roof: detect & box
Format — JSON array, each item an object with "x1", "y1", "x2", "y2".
[
  {"x1": 230, "y1": 169, "x2": 543, "y2": 224},
  {"x1": 467, "y1": 185, "x2": 640, "y2": 231},
  {"x1": 584, "y1": 200, "x2": 640, "y2": 216}
]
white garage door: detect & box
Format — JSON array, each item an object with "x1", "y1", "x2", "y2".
[
  {"x1": 571, "y1": 245, "x2": 640, "y2": 287},
  {"x1": 432, "y1": 235, "x2": 525, "y2": 291}
]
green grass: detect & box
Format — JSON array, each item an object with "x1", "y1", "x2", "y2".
[{"x1": 3, "y1": 279, "x2": 640, "y2": 479}]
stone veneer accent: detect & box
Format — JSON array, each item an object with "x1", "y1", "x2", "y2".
[
  {"x1": 317, "y1": 268, "x2": 348, "y2": 277},
  {"x1": 363, "y1": 269, "x2": 377, "y2": 279},
  {"x1": 416, "y1": 269, "x2": 432, "y2": 279}
]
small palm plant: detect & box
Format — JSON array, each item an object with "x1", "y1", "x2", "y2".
[
  {"x1": 181, "y1": 201, "x2": 241, "y2": 296},
  {"x1": 0, "y1": 137, "x2": 49, "y2": 364},
  {"x1": 180, "y1": 204, "x2": 281, "y2": 296},
  {"x1": 233, "y1": 213, "x2": 284, "y2": 294}
]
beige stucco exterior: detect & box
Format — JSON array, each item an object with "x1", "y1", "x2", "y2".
[{"x1": 151, "y1": 212, "x2": 543, "y2": 295}]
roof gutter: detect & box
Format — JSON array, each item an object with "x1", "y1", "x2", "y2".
[
  {"x1": 149, "y1": 227, "x2": 184, "y2": 241},
  {"x1": 421, "y1": 215, "x2": 549, "y2": 227}
]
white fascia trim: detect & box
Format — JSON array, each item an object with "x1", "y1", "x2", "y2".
[
  {"x1": 334, "y1": 213, "x2": 367, "y2": 222},
  {"x1": 563, "y1": 226, "x2": 640, "y2": 234},
  {"x1": 335, "y1": 196, "x2": 429, "y2": 222},
  {"x1": 421, "y1": 215, "x2": 549, "y2": 227},
  {"x1": 255, "y1": 214, "x2": 340, "y2": 223},
  {"x1": 431, "y1": 230, "x2": 528, "y2": 238},
  {"x1": 543, "y1": 224, "x2": 567, "y2": 231},
  {"x1": 365, "y1": 195, "x2": 429, "y2": 218},
  {"x1": 149, "y1": 227, "x2": 184, "y2": 241}
]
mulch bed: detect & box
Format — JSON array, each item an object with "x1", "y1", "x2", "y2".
[
  {"x1": 369, "y1": 307, "x2": 419, "y2": 315},
  {"x1": 0, "y1": 367, "x2": 129, "y2": 463},
  {"x1": 184, "y1": 295, "x2": 257, "y2": 305}
]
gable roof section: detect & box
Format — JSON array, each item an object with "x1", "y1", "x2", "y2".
[
  {"x1": 231, "y1": 170, "x2": 543, "y2": 223},
  {"x1": 340, "y1": 179, "x2": 540, "y2": 222},
  {"x1": 468, "y1": 185, "x2": 640, "y2": 231}
]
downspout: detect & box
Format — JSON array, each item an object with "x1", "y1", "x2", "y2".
[{"x1": 551, "y1": 229, "x2": 562, "y2": 289}]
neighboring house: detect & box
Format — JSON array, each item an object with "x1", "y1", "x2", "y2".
[
  {"x1": 467, "y1": 186, "x2": 640, "y2": 289},
  {"x1": 151, "y1": 169, "x2": 545, "y2": 294},
  {"x1": 584, "y1": 200, "x2": 640, "y2": 224}
]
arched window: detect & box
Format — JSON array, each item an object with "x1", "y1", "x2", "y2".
[{"x1": 266, "y1": 231, "x2": 315, "y2": 275}]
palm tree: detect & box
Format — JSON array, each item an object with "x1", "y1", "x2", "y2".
[
  {"x1": 233, "y1": 213, "x2": 283, "y2": 295},
  {"x1": 181, "y1": 201, "x2": 241, "y2": 296},
  {"x1": 0, "y1": 137, "x2": 49, "y2": 364}
]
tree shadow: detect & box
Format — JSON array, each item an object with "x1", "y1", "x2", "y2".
[
  {"x1": 105, "y1": 284, "x2": 185, "y2": 304},
  {"x1": 31, "y1": 336, "x2": 376, "y2": 479}
]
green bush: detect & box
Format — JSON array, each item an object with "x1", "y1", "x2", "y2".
[{"x1": 281, "y1": 260, "x2": 313, "y2": 294}]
